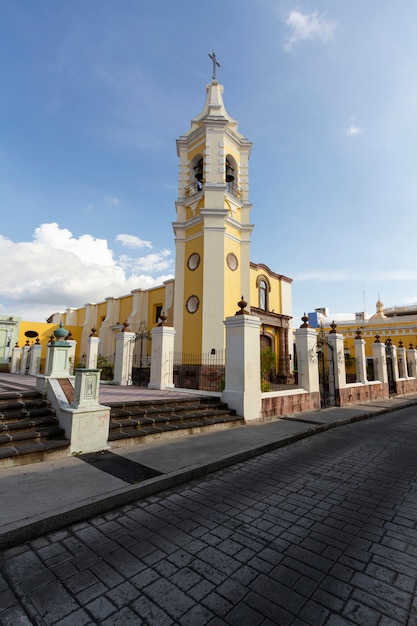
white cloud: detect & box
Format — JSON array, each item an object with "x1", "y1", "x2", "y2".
[
  {"x1": 104, "y1": 196, "x2": 120, "y2": 207},
  {"x1": 284, "y1": 11, "x2": 336, "y2": 52},
  {"x1": 0, "y1": 224, "x2": 174, "y2": 321},
  {"x1": 346, "y1": 125, "x2": 363, "y2": 136},
  {"x1": 116, "y1": 234, "x2": 152, "y2": 249},
  {"x1": 119, "y1": 250, "x2": 172, "y2": 274},
  {"x1": 34, "y1": 222, "x2": 115, "y2": 266}
]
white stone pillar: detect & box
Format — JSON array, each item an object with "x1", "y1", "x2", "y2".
[
  {"x1": 372, "y1": 341, "x2": 388, "y2": 383},
  {"x1": 149, "y1": 326, "x2": 176, "y2": 389},
  {"x1": 10, "y1": 345, "x2": 21, "y2": 373},
  {"x1": 113, "y1": 330, "x2": 135, "y2": 385},
  {"x1": 86, "y1": 334, "x2": 100, "y2": 369},
  {"x1": 55, "y1": 369, "x2": 110, "y2": 454},
  {"x1": 294, "y1": 327, "x2": 320, "y2": 393},
  {"x1": 72, "y1": 369, "x2": 101, "y2": 408},
  {"x1": 28, "y1": 342, "x2": 42, "y2": 375},
  {"x1": 20, "y1": 345, "x2": 31, "y2": 374},
  {"x1": 397, "y1": 345, "x2": 408, "y2": 378},
  {"x1": 327, "y1": 332, "x2": 348, "y2": 391},
  {"x1": 354, "y1": 337, "x2": 368, "y2": 383},
  {"x1": 407, "y1": 348, "x2": 417, "y2": 378},
  {"x1": 67, "y1": 339, "x2": 77, "y2": 375},
  {"x1": 222, "y1": 315, "x2": 262, "y2": 421},
  {"x1": 391, "y1": 344, "x2": 399, "y2": 382},
  {"x1": 45, "y1": 343, "x2": 72, "y2": 378}
]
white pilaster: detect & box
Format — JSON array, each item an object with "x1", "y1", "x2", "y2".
[
  {"x1": 28, "y1": 343, "x2": 42, "y2": 375},
  {"x1": 294, "y1": 327, "x2": 320, "y2": 393},
  {"x1": 86, "y1": 335, "x2": 100, "y2": 369},
  {"x1": 67, "y1": 339, "x2": 77, "y2": 374},
  {"x1": 222, "y1": 315, "x2": 261, "y2": 421},
  {"x1": 354, "y1": 338, "x2": 368, "y2": 383},
  {"x1": 149, "y1": 326, "x2": 176, "y2": 389},
  {"x1": 19, "y1": 345, "x2": 30, "y2": 374},
  {"x1": 327, "y1": 332, "x2": 348, "y2": 391},
  {"x1": 113, "y1": 331, "x2": 135, "y2": 385},
  {"x1": 407, "y1": 348, "x2": 417, "y2": 378},
  {"x1": 397, "y1": 346, "x2": 408, "y2": 378},
  {"x1": 48, "y1": 370, "x2": 110, "y2": 454},
  {"x1": 391, "y1": 344, "x2": 399, "y2": 381},
  {"x1": 372, "y1": 342, "x2": 388, "y2": 384},
  {"x1": 10, "y1": 345, "x2": 21, "y2": 373},
  {"x1": 45, "y1": 343, "x2": 72, "y2": 378}
]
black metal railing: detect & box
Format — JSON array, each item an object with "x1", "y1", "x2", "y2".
[{"x1": 171, "y1": 351, "x2": 225, "y2": 392}]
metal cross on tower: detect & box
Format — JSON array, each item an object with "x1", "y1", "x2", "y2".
[{"x1": 208, "y1": 51, "x2": 220, "y2": 80}]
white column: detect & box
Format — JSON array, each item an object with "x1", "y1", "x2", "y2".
[
  {"x1": 86, "y1": 335, "x2": 100, "y2": 369},
  {"x1": 55, "y1": 369, "x2": 110, "y2": 454},
  {"x1": 149, "y1": 326, "x2": 176, "y2": 389},
  {"x1": 327, "y1": 332, "x2": 348, "y2": 391},
  {"x1": 20, "y1": 345, "x2": 30, "y2": 374},
  {"x1": 391, "y1": 344, "x2": 399, "y2": 382},
  {"x1": 72, "y1": 369, "x2": 101, "y2": 408},
  {"x1": 372, "y1": 341, "x2": 388, "y2": 383},
  {"x1": 294, "y1": 327, "x2": 320, "y2": 393},
  {"x1": 113, "y1": 331, "x2": 135, "y2": 385},
  {"x1": 10, "y1": 345, "x2": 21, "y2": 373},
  {"x1": 67, "y1": 339, "x2": 77, "y2": 374},
  {"x1": 407, "y1": 348, "x2": 417, "y2": 378},
  {"x1": 354, "y1": 337, "x2": 368, "y2": 383},
  {"x1": 222, "y1": 314, "x2": 262, "y2": 421},
  {"x1": 45, "y1": 343, "x2": 72, "y2": 378},
  {"x1": 28, "y1": 343, "x2": 42, "y2": 375}
]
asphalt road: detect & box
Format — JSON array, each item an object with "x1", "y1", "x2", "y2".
[{"x1": 2, "y1": 405, "x2": 417, "y2": 625}]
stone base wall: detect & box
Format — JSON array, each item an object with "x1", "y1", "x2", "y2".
[
  {"x1": 395, "y1": 378, "x2": 417, "y2": 395},
  {"x1": 337, "y1": 382, "x2": 389, "y2": 406},
  {"x1": 261, "y1": 391, "x2": 320, "y2": 419}
]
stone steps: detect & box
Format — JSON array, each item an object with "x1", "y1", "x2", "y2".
[
  {"x1": 0, "y1": 391, "x2": 243, "y2": 467},
  {"x1": 0, "y1": 391, "x2": 69, "y2": 468},
  {"x1": 108, "y1": 397, "x2": 243, "y2": 445}
]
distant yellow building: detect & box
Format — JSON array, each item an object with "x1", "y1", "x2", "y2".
[{"x1": 309, "y1": 301, "x2": 417, "y2": 379}]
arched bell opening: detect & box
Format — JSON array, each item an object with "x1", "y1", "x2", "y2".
[
  {"x1": 189, "y1": 154, "x2": 204, "y2": 194},
  {"x1": 225, "y1": 155, "x2": 238, "y2": 196}
]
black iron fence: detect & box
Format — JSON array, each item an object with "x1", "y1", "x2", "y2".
[{"x1": 171, "y1": 351, "x2": 225, "y2": 392}]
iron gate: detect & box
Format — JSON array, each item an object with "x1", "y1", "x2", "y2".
[
  {"x1": 317, "y1": 334, "x2": 336, "y2": 408},
  {"x1": 385, "y1": 339, "x2": 397, "y2": 395}
]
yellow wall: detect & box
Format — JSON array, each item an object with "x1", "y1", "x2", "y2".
[
  {"x1": 182, "y1": 237, "x2": 203, "y2": 354},
  {"x1": 224, "y1": 239, "x2": 242, "y2": 318},
  {"x1": 119, "y1": 296, "x2": 132, "y2": 326},
  {"x1": 18, "y1": 320, "x2": 84, "y2": 372},
  {"x1": 97, "y1": 302, "x2": 107, "y2": 329}
]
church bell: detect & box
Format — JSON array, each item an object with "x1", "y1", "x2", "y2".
[
  {"x1": 225, "y1": 161, "x2": 234, "y2": 182},
  {"x1": 194, "y1": 159, "x2": 203, "y2": 182}
]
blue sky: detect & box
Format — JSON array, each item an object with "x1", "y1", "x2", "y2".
[{"x1": 1, "y1": 1, "x2": 417, "y2": 324}]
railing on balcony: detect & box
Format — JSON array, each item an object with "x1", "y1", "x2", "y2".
[{"x1": 184, "y1": 181, "x2": 242, "y2": 199}]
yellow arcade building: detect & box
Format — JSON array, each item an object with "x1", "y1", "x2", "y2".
[{"x1": 33, "y1": 76, "x2": 294, "y2": 383}]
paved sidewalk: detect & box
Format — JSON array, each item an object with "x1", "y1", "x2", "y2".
[{"x1": 1, "y1": 372, "x2": 417, "y2": 551}]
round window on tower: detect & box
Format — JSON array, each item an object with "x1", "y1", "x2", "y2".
[
  {"x1": 186, "y1": 295, "x2": 200, "y2": 314},
  {"x1": 226, "y1": 253, "x2": 238, "y2": 271},
  {"x1": 187, "y1": 252, "x2": 200, "y2": 271}
]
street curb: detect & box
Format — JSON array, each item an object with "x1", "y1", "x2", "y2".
[{"x1": 1, "y1": 399, "x2": 417, "y2": 551}]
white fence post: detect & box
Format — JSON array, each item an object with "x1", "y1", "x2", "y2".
[
  {"x1": 222, "y1": 310, "x2": 262, "y2": 421},
  {"x1": 149, "y1": 326, "x2": 176, "y2": 389},
  {"x1": 294, "y1": 317, "x2": 319, "y2": 394}
]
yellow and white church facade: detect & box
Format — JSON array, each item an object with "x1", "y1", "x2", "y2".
[{"x1": 8, "y1": 77, "x2": 294, "y2": 382}]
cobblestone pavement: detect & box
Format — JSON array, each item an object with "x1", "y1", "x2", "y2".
[{"x1": 2, "y1": 406, "x2": 417, "y2": 625}]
